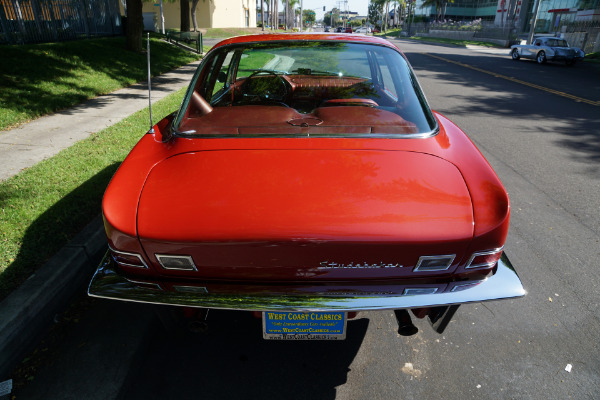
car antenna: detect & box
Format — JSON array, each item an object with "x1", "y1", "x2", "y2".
[{"x1": 147, "y1": 33, "x2": 154, "y2": 134}]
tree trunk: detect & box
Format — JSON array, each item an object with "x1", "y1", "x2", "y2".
[
  {"x1": 180, "y1": 0, "x2": 190, "y2": 32},
  {"x1": 191, "y1": 0, "x2": 199, "y2": 32},
  {"x1": 125, "y1": 0, "x2": 143, "y2": 52},
  {"x1": 384, "y1": 1, "x2": 389, "y2": 32},
  {"x1": 271, "y1": 0, "x2": 275, "y2": 29},
  {"x1": 261, "y1": 0, "x2": 265, "y2": 30}
]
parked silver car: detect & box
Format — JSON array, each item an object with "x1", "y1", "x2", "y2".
[{"x1": 510, "y1": 37, "x2": 585, "y2": 66}]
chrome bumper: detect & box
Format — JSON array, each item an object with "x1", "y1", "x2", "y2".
[{"x1": 88, "y1": 251, "x2": 525, "y2": 312}]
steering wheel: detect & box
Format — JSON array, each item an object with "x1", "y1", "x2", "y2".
[{"x1": 239, "y1": 70, "x2": 289, "y2": 104}]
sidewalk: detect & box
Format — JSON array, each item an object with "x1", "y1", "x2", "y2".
[
  {"x1": 0, "y1": 60, "x2": 201, "y2": 182},
  {"x1": 0, "y1": 59, "x2": 201, "y2": 381}
]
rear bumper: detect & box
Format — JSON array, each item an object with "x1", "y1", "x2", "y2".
[
  {"x1": 549, "y1": 53, "x2": 584, "y2": 61},
  {"x1": 88, "y1": 251, "x2": 525, "y2": 312}
]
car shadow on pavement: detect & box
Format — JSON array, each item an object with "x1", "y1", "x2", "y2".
[{"x1": 118, "y1": 309, "x2": 369, "y2": 400}]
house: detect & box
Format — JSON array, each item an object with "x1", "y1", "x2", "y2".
[{"x1": 132, "y1": 0, "x2": 257, "y2": 31}]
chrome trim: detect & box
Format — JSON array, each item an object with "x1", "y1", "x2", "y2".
[
  {"x1": 413, "y1": 254, "x2": 456, "y2": 272},
  {"x1": 88, "y1": 251, "x2": 525, "y2": 312},
  {"x1": 173, "y1": 128, "x2": 440, "y2": 140},
  {"x1": 465, "y1": 247, "x2": 504, "y2": 269},
  {"x1": 156, "y1": 254, "x2": 198, "y2": 271},
  {"x1": 108, "y1": 245, "x2": 149, "y2": 269}
]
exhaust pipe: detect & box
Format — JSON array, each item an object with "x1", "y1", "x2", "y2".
[
  {"x1": 394, "y1": 309, "x2": 419, "y2": 336},
  {"x1": 189, "y1": 320, "x2": 209, "y2": 334},
  {"x1": 184, "y1": 308, "x2": 210, "y2": 334}
]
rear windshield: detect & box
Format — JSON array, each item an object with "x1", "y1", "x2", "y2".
[
  {"x1": 174, "y1": 41, "x2": 437, "y2": 137},
  {"x1": 546, "y1": 39, "x2": 569, "y2": 47}
]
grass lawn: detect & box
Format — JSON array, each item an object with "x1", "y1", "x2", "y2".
[
  {"x1": 0, "y1": 36, "x2": 200, "y2": 131},
  {"x1": 584, "y1": 52, "x2": 599, "y2": 63},
  {"x1": 0, "y1": 88, "x2": 186, "y2": 301},
  {"x1": 201, "y1": 27, "x2": 286, "y2": 38}
]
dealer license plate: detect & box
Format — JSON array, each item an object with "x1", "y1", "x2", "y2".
[{"x1": 263, "y1": 311, "x2": 347, "y2": 340}]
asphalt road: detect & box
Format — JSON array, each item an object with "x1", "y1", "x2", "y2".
[{"x1": 13, "y1": 40, "x2": 600, "y2": 399}]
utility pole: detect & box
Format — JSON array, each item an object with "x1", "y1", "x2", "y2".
[{"x1": 527, "y1": 0, "x2": 541, "y2": 44}]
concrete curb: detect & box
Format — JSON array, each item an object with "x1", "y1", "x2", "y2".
[{"x1": 0, "y1": 215, "x2": 106, "y2": 379}]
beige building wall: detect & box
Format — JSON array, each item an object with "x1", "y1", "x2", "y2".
[
  {"x1": 137, "y1": 0, "x2": 256, "y2": 30},
  {"x1": 211, "y1": 0, "x2": 256, "y2": 28}
]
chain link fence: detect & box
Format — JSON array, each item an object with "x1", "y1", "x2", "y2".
[{"x1": 0, "y1": 0, "x2": 122, "y2": 45}]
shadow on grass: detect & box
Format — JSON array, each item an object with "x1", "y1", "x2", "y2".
[
  {"x1": 0, "y1": 163, "x2": 119, "y2": 301},
  {"x1": 0, "y1": 36, "x2": 199, "y2": 129}
]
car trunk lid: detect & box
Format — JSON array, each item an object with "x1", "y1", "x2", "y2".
[{"x1": 137, "y1": 149, "x2": 474, "y2": 280}]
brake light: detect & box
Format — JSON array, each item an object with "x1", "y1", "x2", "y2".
[
  {"x1": 156, "y1": 254, "x2": 198, "y2": 271},
  {"x1": 465, "y1": 248, "x2": 503, "y2": 269},
  {"x1": 109, "y1": 246, "x2": 148, "y2": 269},
  {"x1": 413, "y1": 255, "x2": 456, "y2": 272}
]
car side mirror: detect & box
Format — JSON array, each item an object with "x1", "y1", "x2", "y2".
[{"x1": 217, "y1": 71, "x2": 227, "y2": 83}]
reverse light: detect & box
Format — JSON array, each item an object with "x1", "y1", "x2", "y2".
[
  {"x1": 465, "y1": 248, "x2": 504, "y2": 269},
  {"x1": 449, "y1": 280, "x2": 485, "y2": 292},
  {"x1": 109, "y1": 246, "x2": 148, "y2": 269},
  {"x1": 413, "y1": 255, "x2": 456, "y2": 272},
  {"x1": 125, "y1": 278, "x2": 163, "y2": 291},
  {"x1": 156, "y1": 254, "x2": 197, "y2": 271}
]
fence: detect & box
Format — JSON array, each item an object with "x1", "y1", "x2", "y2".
[
  {"x1": 404, "y1": 20, "x2": 600, "y2": 50},
  {"x1": 406, "y1": 21, "x2": 517, "y2": 45},
  {"x1": 0, "y1": 0, "x2": 122, "y2": 45},
  {"x1": 562, "y1": 21, "x2": 600, "y2": 54}
]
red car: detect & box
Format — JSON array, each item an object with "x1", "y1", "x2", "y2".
[
  {"x1": 88, "y1": 34, "x2": 524, "y2": 340},
  {"x1": 344, "y1": 26, "x2": 353, "y2": 33}
]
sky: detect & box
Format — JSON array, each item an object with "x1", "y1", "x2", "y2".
[{"x1": 294, "y1": 0, "x2": 369, "y2": 21}]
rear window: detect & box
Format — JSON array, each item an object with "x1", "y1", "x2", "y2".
[
  {"x1": 175, "y1": 41, "x2": 437, "y2": 137},
  {"x1": 546, "y1": 39, "x2": 568, "y2": 47}
]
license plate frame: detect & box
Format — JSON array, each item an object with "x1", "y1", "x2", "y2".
[{"x1": 262, "y1": 311, "x2": 347, "y2": 340}]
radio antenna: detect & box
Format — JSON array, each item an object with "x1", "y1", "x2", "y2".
[{"x1": 147, "y1": 33, "x2": 154, "y2": 133}]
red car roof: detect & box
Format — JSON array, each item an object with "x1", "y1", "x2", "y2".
[{"x1": 211, "y1": 33, "x2": 399, "y2": 51}]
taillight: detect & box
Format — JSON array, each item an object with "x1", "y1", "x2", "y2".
[
  {"x1": 109, "y1": 246, "x2": 148, "y2": 269},
  {"x1": 465, "y1": 248, "x2": 503, "y2": 269},
  {"x1": 413, "y1": 255, "x2": 456, "y2": 272},
  {"x1": 156, "y1": 254, "x2": 197, "y2": 271}
]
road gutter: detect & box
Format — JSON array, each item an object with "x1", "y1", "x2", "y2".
[{"x1": 0, "y1": 215, "x2": 106, "y2": 379}]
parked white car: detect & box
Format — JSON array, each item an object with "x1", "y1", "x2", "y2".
[
  {"x1": 354, "y1": 26, "x2": 372, "y2": 34},
  {"x1": 510, "y1": 37, "x2": 585, "y2": 66}
]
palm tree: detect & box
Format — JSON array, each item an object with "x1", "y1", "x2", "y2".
[
  {"x1": 421, "y1": 0, "x2": 443, "y2": 21},
  {"x1": 282, "y1": 0, "x2": 299, "y2": 29},
  {"x1": 261, "y1": 0, "x2": 265, "y2": 30},
  {"x1": 191, "y1": 0, "x2": 200, "y2": 32}
]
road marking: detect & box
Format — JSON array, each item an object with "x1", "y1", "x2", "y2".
[{"x1": 423, "y1": 53, "x2": 600, "y2": 107}]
